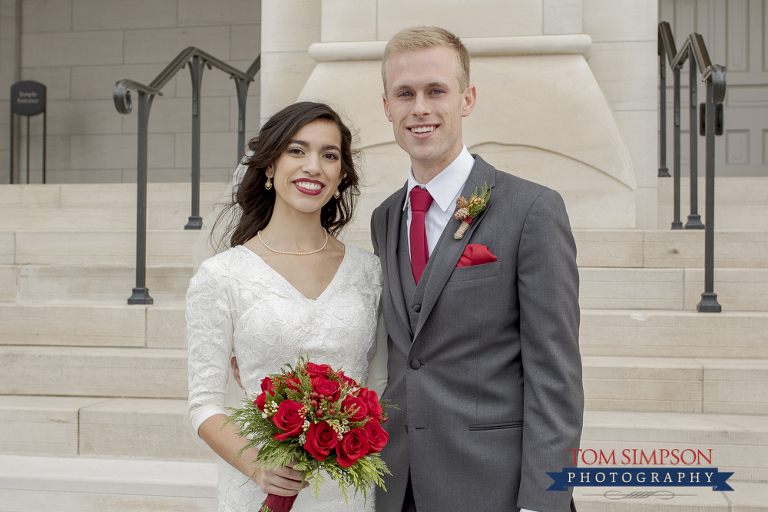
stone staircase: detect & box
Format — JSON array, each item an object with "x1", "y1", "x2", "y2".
[{"x1": 1, "y1": 179, "x2": 767, "y2": 511}]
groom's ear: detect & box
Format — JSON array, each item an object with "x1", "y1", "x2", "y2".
[{"x1": 383, "y1": 93, "x2": 393, "y2": 122}]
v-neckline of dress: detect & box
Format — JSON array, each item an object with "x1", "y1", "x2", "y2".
[{"x1": 238, "y1": 244, "x2": 349, "y2": 302}]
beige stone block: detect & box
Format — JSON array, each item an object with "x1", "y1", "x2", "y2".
[
  {"x1": 261, "y1": 0, "x2": 320, "y2": 52},
  {"x1": 730, "y1": 481, "x2": 768, "y2": 512},
  {"x1": 572, "y1": 229, "x2": 644, "y2": 267},
  {"x1": 23, "y1": 135, "x2": 70, "y2": 172},
  {"x1": 70, "y1": 133, "x2": 175, "y2": 170},
  {"x1": 47, "y1": 100, "x2": 123, "y2": 136},
  {"x1": 175, "y1": 131, "x2": 241, "y2": 170},
  {"x1": 15, "y1": 229, "x2": 197, "y2": 266},
  {"x1": 685, "y1": 268, "x2": 768, "y2": 312},
  {"x1": 17, "y1": 264, "x2": 191, "y2": 303},
  {"x1": 122, "y1": 96, "x2": 231, "y2": 134},
  {"x1": 643, "y1": 231, "x2": 768, "y2": 268},
  {"x1": 230, "y1": 24, "x2": 262, "y2": 60},
  {"x1": 700, "y1": 358, "x2": 768, "y2": 414},
  {"x1": 123, "y1": 27, "x2": 230, "y2": 65},
  {"x1": 20, "y1": 66, "x2": 70, "y2": 100},
  {"x1": 178, "y1": 0, "x2": 260, "y2": 27},
  {"x1": 583, "y1": 356, "x2": 702, "y2": 412},
  {"x1": 582, "y1": 0, "x2": 657, "y2": 42},
  {"x1": 0, "y1": 207, "x2": 134, "y2": 230},
  {"x1": 0, "y1": 396, "x2": 106, "y2": 455},
  {"x1": 0, "y1": 490, "x2": 217, "y2": 512},
  {"x1": 260, "y1": 51, "x2": 318, "y2": 122},
  {"x1": 613, "y1": 110, "x2": 657, "y2": 189},
  {"x1": 580, "y1": 310, "x2": 768, "y2": 358},
  {"x1": 72, "y1": 63, "x2": 177, "y2": 101},
  {"x1": 377, "y1": 0, "x2": 543, "y2": 39},
  {"x1": 46, "y1": 168, "x2": 123, "y2": 183},
  {"x1": 0, "y1": 346, "x2": 188, "y2": 398},
  {"x1": 582, "y1": 410, "x2": 768, "y2": 481},
  {"x1": 0, "y1": 43, "x2": 20, "y2": 93},
  {"x1": 20, "y1": 0, "x2": 71, "y2": 33},
  {"x1": 321, "y1": 0, "x2": 376, "y2": 42},
  {"x1": 0, "y1": 232, "x2": 14, "y2": 265},
  {"x1": 0, "y1": 303, "x2": 146, "y2": 347},
  {"x1": 543, "y1": 0, "x2": 582, "y2": 35},
  {"x1": 0, "y1": 265, "x2": 17, "y2": 301},
  {"x1": 56, "y1": 182, "x2": 223, "y2": 209},
  {"x1": 72, "y1": 0, "x2": 177, "y2": 30},
  {"x1": 175, "y1": 66, "x2": 242, "y2": 98},
  {"x1": 228, "y1": 94, "x2": 262, "y2": 136},
  {"x1": 588, "y1": 41, "x2": 656, "y2": 111},
  {"x1": 21, "y1": 31, "x2": 123, "y2": 67},
  {"x1": 635, "y1": 186, "x2": 658, "y2": 231},
  {"x1": 80, "y1": 399, "x2": 214, "y2": 460},
  {"x1": 579, "y1": 268, "x2": 684, "y2": 309},
  {"x1": 147, "y1": 305, "x2": 187, "y2": 349}
]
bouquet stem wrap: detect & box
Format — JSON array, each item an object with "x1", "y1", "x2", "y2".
[{"x1": 260, "y1": 493, "x2": 297, "y2": 512}]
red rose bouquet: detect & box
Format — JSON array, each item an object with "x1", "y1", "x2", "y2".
[{"x1": 225, "y1": 357, "x2": 392, "y2": 512}]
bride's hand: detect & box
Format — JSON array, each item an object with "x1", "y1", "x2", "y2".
[{"x1": 254, "y1": 462, "x2": 309, "y2": 496}]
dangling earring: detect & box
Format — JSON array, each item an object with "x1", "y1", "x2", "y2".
[
  {"x1": 333, "y1": 188, "x2": 340, "y2": 199},
  {"x1": 265, "y1": 175, "x2": 273, "y2": 190}
]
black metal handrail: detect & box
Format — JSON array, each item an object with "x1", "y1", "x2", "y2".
[
  {"x1": 114, "y1": 47, "x2": 260, "y2": 305},
  {"x1": 658, "y1": 21, "x2": 725, "y2": 312}
]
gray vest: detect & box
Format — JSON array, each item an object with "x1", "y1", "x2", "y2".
[{"x1": 397, "y1": 211, "x2": 432, "y2": 338}]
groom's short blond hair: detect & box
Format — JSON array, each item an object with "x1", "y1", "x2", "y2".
[{"x1": 382, "y1": 26, "x2": 470, "y2": 92}]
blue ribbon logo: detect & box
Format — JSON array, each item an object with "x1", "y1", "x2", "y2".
[{"x1": 547, "y1": 468, "x2": 734, "y2": 491}]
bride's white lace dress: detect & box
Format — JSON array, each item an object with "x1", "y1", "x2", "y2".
[{"x1": 187, "y1": 244, "x2": 382, "y2": 512}]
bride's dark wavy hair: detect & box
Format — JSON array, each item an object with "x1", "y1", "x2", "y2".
[{"x1": 213, "y1": 102, "x2": 361, "y2": 250}]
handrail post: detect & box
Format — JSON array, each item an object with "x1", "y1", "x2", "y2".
[
  {"x1": 234, "y1": 78, "x2": 250, "y2": 161},
  {"x1": 672, "y1": 65, "x2": 683, "y2": 229},
  {"x1": 697, "y1": 68, "x2": 724, "y2": 313},
  {"x1": 658, "y1": 38, "x2": 670, "y2": 178},
  {"x1": 128, "y1": 91, "x2": 154, "y2": 305},
  {"x1": 686, "y1": 51, "x2": 704, "y2": 229},
  {"x1": 185, "y1": 55, "x2": 204, "y2": 230}
]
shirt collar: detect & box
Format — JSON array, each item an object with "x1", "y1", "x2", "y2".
[{"x1": 404, "y1": 146, "x2": 475, "y2": 212}]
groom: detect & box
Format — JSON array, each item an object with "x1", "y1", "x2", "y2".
[{"x1": 370, "y1": 26, "x2": 584, "y2": 512}]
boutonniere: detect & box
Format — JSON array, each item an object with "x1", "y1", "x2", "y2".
[{"x1": 453, "y1": 183, "x2": 491, "y2": 239}]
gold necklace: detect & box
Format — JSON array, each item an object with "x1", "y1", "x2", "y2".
[{"x1": 257, "y1": 230, "x2": 328, "y2": 256}]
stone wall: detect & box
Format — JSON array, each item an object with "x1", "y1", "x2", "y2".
[{"x1": 6, "y1": 0, "x2": 261, "y2": 184}]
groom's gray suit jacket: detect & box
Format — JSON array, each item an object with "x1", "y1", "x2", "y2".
[{"x1": 370, "y1": 156, "x2": 583, "y2": 512}]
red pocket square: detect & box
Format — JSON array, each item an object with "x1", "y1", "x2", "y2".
[{"x1": 456, "y1": 244, "x2": 497, "y2": 268}]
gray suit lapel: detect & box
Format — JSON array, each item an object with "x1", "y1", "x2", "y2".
[
  {"x1": 412, "y1": 156, "x2": 497, "y2": 342},
  {"x1": 384, "y1": 186, "x2": 412, "y2": 340}
]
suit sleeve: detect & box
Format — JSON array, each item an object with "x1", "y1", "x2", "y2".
[
  {"x1": 370, "y1": 207, "x2": 380, "y2": 257},
  {"x1": 516, "y1": 189, "x2": 583, "y2": 512}
]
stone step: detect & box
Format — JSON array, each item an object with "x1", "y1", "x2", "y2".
[
  {"x1": 581, "y1": 410, "x2": 768, "y2": 483},
  {"x1": 2, "y1": 342, "x2": 766, "y2": 413},
  {"x1": 582, "y1": 356, "x2": 768, "y2": 414},
  {"x1": 2, "y1": 304, "x2": 766, "y2": 359},
  {"x1": 0, "y1": 207, "x2": 215, "y2": 231},
  {"x1": 2, "y1": 226, "x2": 767, "y2": 268},
  {"x1": 0, "y1": 454, "x2": 216, "y2": 511},
  {"x1": 3, "y1": 264, "x2": 766, "y2": 310},
  {"x1": 658, "y1": 176, "x2": 768, "y2": 231},
  {"x1": 0, "y1": 346, "x2": 187, "y2": 398},
  {"x1": 580, "y1": 310, "x2": 768, "y2": 358},
  {"x1": 0, "y1": 303, "x2": 180, "y2": 348}
]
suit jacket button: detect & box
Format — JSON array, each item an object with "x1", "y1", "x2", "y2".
[
  {"x1": 413, "y1": 304, "x2": 421, "y2": 312},
  {"x1": 410, "y1": 359, "x2": 421, "y2": 370}
]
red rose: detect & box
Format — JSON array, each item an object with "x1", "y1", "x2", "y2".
[
  {"x1": 303, "y1": 421, "x2": 338, "y2": 461},
  {"x1": 336, "y1": 428, "x2": 369, "y2": 468},
  {"x1": 341, "y1": 395, "x2": 368, "y2": 422},
  {"x1": 336, "y1": 370, "x2": 358, "y2": 387},
  {"x1": 359, "y1": 388, "x2": 383, "y2": 421},
  {"x1": 254, "y1": 392, "x2": 268, "y2": 412},
  {"x1": 364, "y1": 420, "x2": 389, "y2": 453},
  {"x1": 260, "y1": 377, "x2": 274, "y2": 393},
  {"x1": 312, "y1": 377, "x2": 341, "y2": 402},
  {"x1": 272, "y1": 400, "x2": 305, "y2": 440},
  {"x1": 284, "y1": 377, "x2": 302, "y2": 392},
  {"x1": 306, "y1": 362, "x2": 333, "y2": 378}
]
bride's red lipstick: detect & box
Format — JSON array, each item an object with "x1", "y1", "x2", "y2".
[{"x1": 294, "y1": 179, "x2": 324, "y2": 196}]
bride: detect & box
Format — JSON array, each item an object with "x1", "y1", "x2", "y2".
[{"x1": 186, "y1": 102, "x2": 385, "y2": 512}]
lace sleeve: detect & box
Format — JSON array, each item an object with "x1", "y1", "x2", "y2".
[{"x1": 186, "y1": 257, "x2": 234, "y2": 438}]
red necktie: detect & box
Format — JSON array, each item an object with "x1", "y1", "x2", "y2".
[{"x1": 409, "y1": 187, "x2": 434, "y2": 285}]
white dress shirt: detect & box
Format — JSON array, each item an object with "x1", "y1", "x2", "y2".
[{"x1": 404, "y1": 146, "x2": 475, "y2": 260}]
